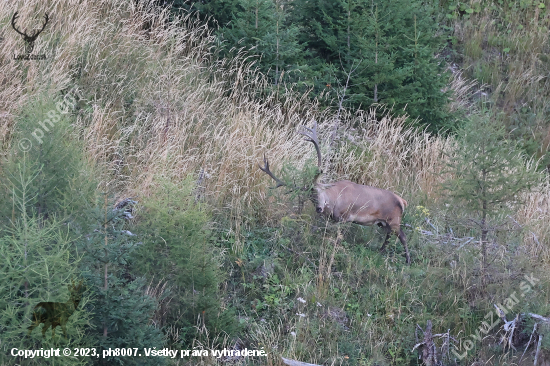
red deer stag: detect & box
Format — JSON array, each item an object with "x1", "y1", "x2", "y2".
[
  {"x1": 259, "y1": 123, "x2": 411, "y2": 264},
  {"x1": 28, "y1": 281, "x2": 84, "y2": 339}
]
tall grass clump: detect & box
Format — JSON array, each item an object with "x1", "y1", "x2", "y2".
[{"x1": 0, "y1": 0, "x2": 451, "y2": 216}]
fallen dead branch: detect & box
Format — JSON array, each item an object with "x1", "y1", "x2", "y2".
[
  {"x1": 412, "y1": 320, "x2": 458, "y2": 366},
  {"x1": 493, "y1": 305, "x2": 549, "y2": 365}
]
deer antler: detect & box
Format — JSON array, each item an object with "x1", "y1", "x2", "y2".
[
  {"x1": 260, "y1": 122, "x2": 323, "y2": 190},
  {"x1": 259, "y1": 154, "x2": 286, "y2": 188},
  {"x1": 34, "y1": 13, "x2": 49, "y2": 39},
  {"x1": 299, "y1": 121, "x2": 322, "y2": 170},
  {"x1": 11, "y1": 12, "x2": 49, "y2": 41},
  {"x1": 11, "y1": 12, "x2": 26, "y2": 37}
]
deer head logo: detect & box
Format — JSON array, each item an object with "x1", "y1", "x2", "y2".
[
  {"x1": 11, "y1": 12, "x2": 49, "y2": 55},
  {"x1": 27, "y1": 280, "x2": 85, "y2": 339}
]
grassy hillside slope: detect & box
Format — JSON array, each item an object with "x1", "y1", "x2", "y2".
[{"x1": 1, "y1": 1, "x2": 550, "y2": 365}]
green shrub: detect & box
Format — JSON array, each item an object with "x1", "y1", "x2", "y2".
[{"x1": 132, "y1": 177, "x2": 237, "y2": 345}]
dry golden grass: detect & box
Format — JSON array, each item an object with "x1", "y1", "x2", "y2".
[
  {"x1": 518, "y1": 182, "x2": 550, "y2": 261},
  {"x1": 444, "y1": 66, "x2": 485, "y2": 113}
]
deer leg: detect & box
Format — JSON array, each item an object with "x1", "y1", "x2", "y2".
[
  {"x1": 28, "y1": 311, "x2": 41, "y2": 336},
  {"x1": 398, "y1": 229, "x2": 411, "y2": 264},
  {"x1": 28, "y1": 317, "x2": 40, "y2": 335},
  {"x1": 379, "y1": 226, "x2": 392, "y2": 252},
  {"x1": 62, "y1": 324, "x2": 68, "y2": 339}
]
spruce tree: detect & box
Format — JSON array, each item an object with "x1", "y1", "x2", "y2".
[
  {"x1": 291, "y1": 0, "x2": 453, "y2": 131},
  {"x1": 215, "y1": 0, "x2": 303, "y2": 84},
  {"x1": 441, "y1": 114, "x2": 540, "y2": 271},
  {"x1": 175, "y1": 0, "x2": 453, "y2": 130},
  {"x1": 0, "y1": 94, "x2": 94, "y2": 229},
  {"x1": 290, "y1": 0, "x2": 349, "y2": 91},
  {"x1": 0, "y1": 155, "x2": 91, "y2": 366},
  {"x1": 75, "y1": 196, "x2": 167, "y2": 366},
  {"x1": 0, "y1": 92, "x2": 166, "y2": 365}
]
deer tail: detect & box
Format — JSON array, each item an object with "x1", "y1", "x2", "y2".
[{"x1": 397, "y1": 197, "x2": 408, "y2": 212}]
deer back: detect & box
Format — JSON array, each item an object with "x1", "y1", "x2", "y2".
[{"x1": 316, "y1": 180, "x2": 406, "y2": 229}]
